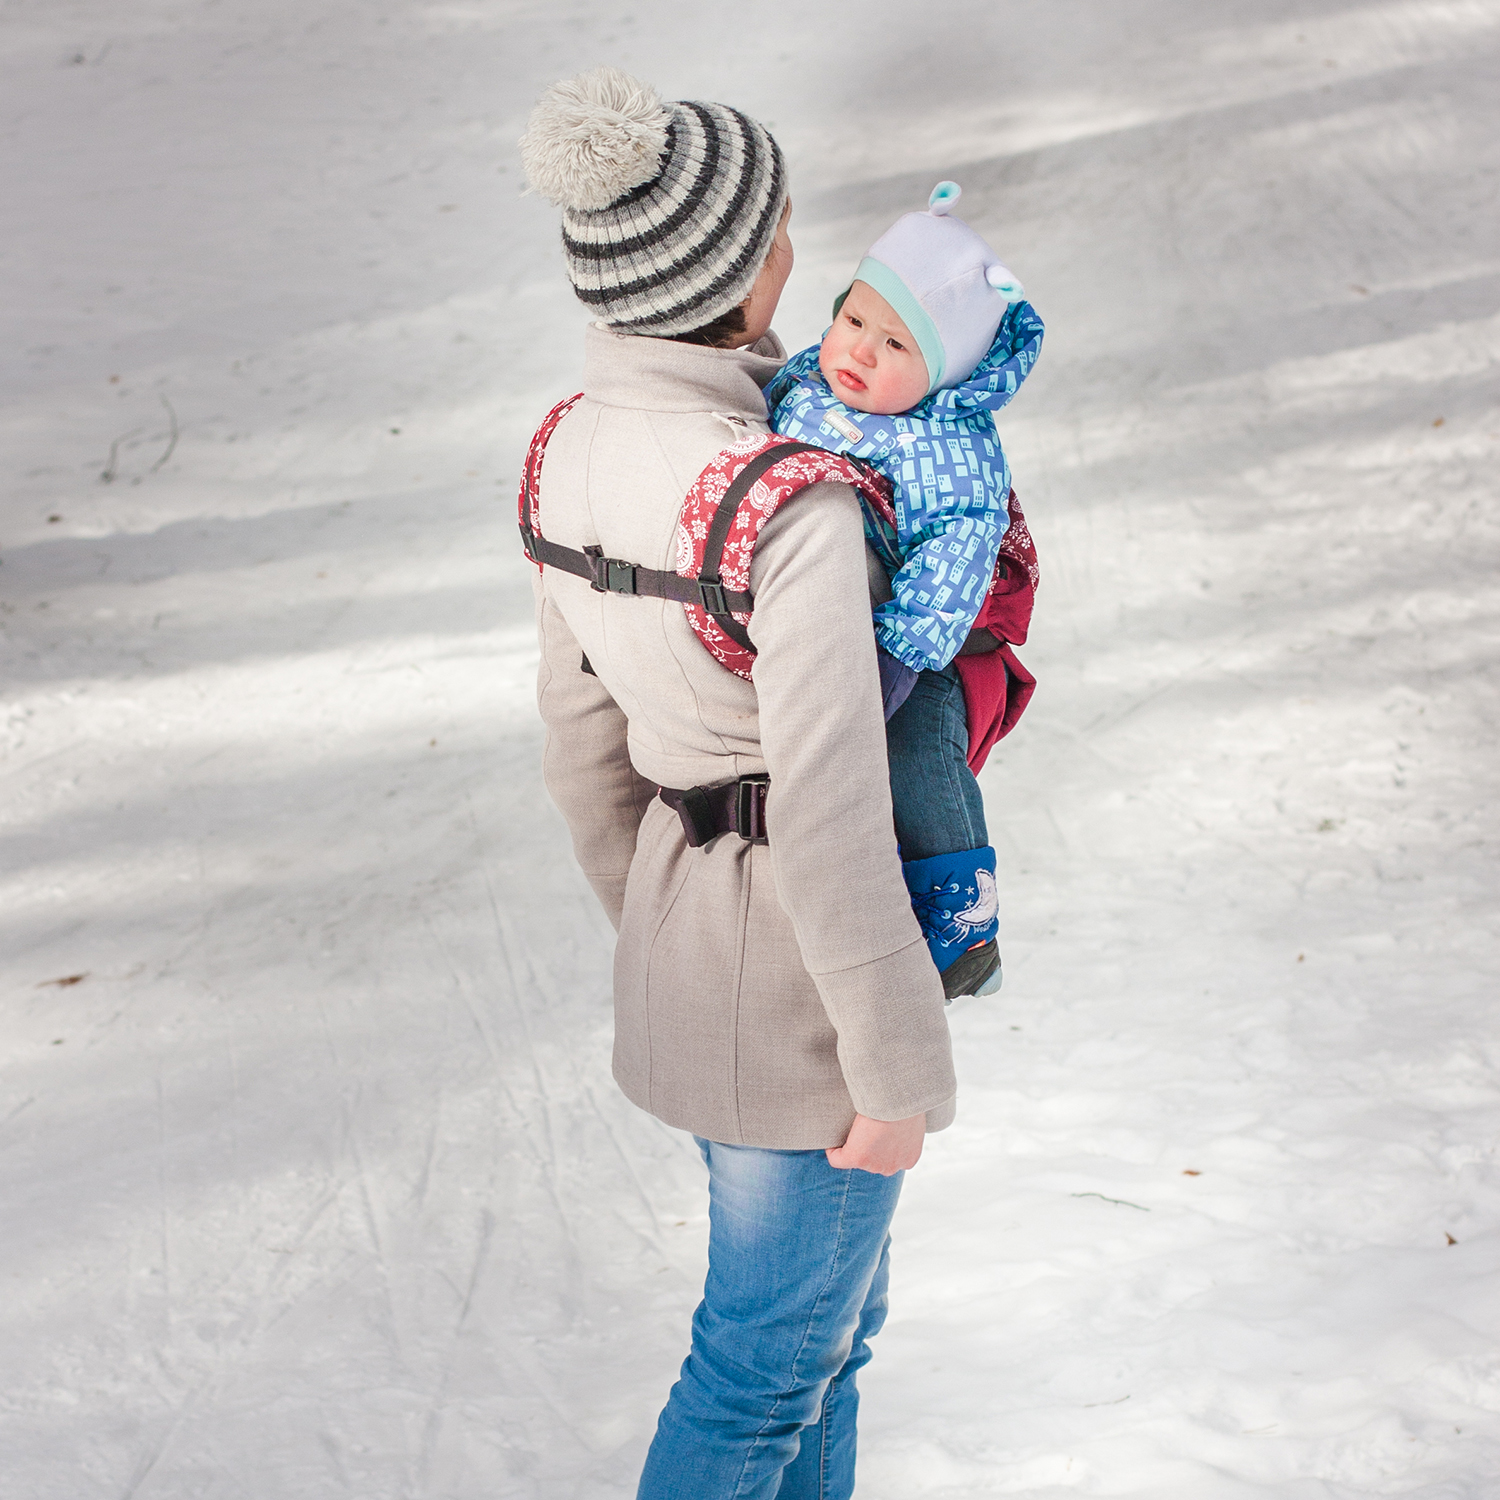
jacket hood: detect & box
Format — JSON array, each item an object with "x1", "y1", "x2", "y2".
[{"x1": 911, "y1": 299, "x2": 1044, "y2": 420}]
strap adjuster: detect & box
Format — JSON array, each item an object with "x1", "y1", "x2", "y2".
[
  {"x1": 698, "y1": 579, "x2": 729, "y2": 615},
  {"x1": 585, "y1": 546, "x2": 638, "y2": 595},
  {"x1": 735, "y1": 774, "x2": 769, "y2": 844},
  {"x1": 519, "y1": 523, "x2": 539, "y2": 563}
]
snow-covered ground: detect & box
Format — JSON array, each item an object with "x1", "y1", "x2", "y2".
[{"x1": 3, "y1": 2, "x2": 1498, "y2": 1495}]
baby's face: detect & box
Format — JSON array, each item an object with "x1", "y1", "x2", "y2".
[{"x1": 818, "y1": 281, "x2": 930, "y2": 415}]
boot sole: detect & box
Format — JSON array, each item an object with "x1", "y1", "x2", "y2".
[{"x1": 941, "y1": 940, "x2": 1002, "y2": 1001}]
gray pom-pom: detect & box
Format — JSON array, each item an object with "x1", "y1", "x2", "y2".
[{"x1": 520, "y1": 67, "x2": 670, "y2": 211}]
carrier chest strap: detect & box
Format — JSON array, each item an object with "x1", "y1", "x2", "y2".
[{"x1": 518, "y1": 524, "x2": 753, "y2": 615}]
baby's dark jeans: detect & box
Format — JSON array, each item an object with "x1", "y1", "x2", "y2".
[{"x1": 885, "y1": 663, "x2": 988, "y2": 859}]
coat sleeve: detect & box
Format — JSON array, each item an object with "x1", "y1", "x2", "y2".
[
  {"x1": 533, "y1": 575, "x2": 658, "y2": 929},
  {"x1": 748, "y1": 482, "x2": 957, "y2": 1125}
]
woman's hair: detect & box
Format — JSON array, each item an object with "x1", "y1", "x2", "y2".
[{"x1": 667, "y1": 304, "x2": 748, "y2": 349}]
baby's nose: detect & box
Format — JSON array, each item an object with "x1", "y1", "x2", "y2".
[{"x1": 852, "y1": 339, "x2": 878, "y2": 366}]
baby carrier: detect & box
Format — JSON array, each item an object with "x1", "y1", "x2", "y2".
[{"x1": 518, "y1": 394, "x2": 1038, "y2": 813}]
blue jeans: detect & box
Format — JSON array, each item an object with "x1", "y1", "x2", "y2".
[
  {"x1": 637, "y1": 1139, "x2": 905, "y2": 1500},
  {"x1": 886, "y1": 663, "x2": 988, "y2": 860}
]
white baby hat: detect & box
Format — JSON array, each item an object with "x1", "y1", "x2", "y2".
[{"x1": 846, "y1": 182, "x2": 1024, "y2": 393}]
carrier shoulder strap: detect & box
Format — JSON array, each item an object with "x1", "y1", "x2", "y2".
[
  {"x1": 672, "y1": 435, "x2": 895, "y2": 680},
  {"x1": 518, "y1": 396, "x2": 895, "y2": 681}
]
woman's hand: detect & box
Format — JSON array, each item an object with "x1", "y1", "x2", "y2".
[{"x1": 825, "y1": 1112, "x2": 926, "y2": 1175}]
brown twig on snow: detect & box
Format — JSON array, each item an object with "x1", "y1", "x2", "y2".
[{"x1": 100, "y1": 428, "x2": 143, "y2": 483}]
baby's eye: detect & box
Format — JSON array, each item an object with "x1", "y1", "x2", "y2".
[
  {"x1": 887, "y1": 338, "x2": 906, "y2": 353},
  {"x1": 846, "y1": 315, "x2": 863, "y2": 328}
]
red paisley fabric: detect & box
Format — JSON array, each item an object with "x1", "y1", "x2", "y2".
[{"x1": 518, "y1": 392, "x2": 583, "y2": 545}]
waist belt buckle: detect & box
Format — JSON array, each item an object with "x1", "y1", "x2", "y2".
[{"x1": 735, "y1": 774, "x2": 769, "y2": 845}]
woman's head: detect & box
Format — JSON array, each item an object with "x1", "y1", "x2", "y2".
[{"x1": 520, "y1": 68, "x2": 790, "y2": 346}]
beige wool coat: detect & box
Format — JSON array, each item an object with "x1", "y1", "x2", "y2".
[{"x1": 532, "y1": 322, "x2": 956, "y2": 1149}]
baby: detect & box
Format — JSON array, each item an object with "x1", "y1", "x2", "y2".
[{"x1": 765, "y1": 182, "x2": 1044, "y2": 999}]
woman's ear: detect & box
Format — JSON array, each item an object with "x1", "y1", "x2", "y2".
[{"x1": 736, "y1": 197, "x2": 795, "y2": 346}]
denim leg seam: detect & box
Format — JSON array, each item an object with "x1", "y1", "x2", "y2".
[
  {"x1": 817, "y1": 1381, "x2": 832, "y2": 1500},
  {"x1": 727, "y1": 1167, "x2": 856, "y2": 1499}
]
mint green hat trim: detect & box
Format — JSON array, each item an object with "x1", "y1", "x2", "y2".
[{"x1": 835, "y1": 256, "x2": 946, "y2": 393}]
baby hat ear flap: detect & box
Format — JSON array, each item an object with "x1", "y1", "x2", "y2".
[
  {"x1": 928, "y1": 180, "x2": 961, "y2": 215},
  {"x1": 986, "y1": 263, "x2": 1026, "y2": 304}
]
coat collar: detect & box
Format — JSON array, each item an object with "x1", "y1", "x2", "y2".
[{"x1": 582, "y1": 322, "x2": 786, "y2": 420}]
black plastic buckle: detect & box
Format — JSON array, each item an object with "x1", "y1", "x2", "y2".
[
  {"x1": 698, "y1": 578, "x2": 728, "y2": 616},
  {"x1": 585, "y1": 546, "x2": 637, "y2": 595},
  {"x1": 519, "y1": 523, "x2": 539, "y2": 562},
  {"x1": 735, "y1": 774, "x2": 770, "y2": 844},
  {"x1": 676, "y1": 786, "x2": 719, "y2": 848}
]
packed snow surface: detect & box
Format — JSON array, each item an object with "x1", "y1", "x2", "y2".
[{"x1": 3, "y1": 2, "x2": 1499, "y2": 1496}]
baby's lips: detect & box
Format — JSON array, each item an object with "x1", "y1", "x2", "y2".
[{"x1": 834, "y1": 367, "x2": 868, "y2": 391}]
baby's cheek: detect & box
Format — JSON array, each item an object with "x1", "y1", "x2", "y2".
[
  {"x1": 895, "y1": 364, "x2": 929, "y2": 410},
  {"x1": 866, "y1": 366, "x2": 912, "y2": 415}
]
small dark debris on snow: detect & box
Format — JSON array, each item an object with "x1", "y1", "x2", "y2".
[
  {"x1": 38, "y1": 973, "x2": 88, "y2": 988},
  {"x1": 52, "y1": 1038, "x2": 65, "y2": 1045},
  {"x1": 1183, "y1": 1169, "x2": 1201, "y2": 1176},
  {"x1": 390, "y1": 427, "x2": 401, "y2": 435},
  {"x1": 1445, "y1": 1232, "x2": 1458, "y2": 1246},
  {"x1": 47, "y1": 515, "x2": 61, "y2": 524},
  {"x1": 1433, "y1": 417, "x2": 1445, "y2": 427}
]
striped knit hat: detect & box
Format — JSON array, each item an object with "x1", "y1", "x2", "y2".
[{"x1": 520, "y1": 67, "x2": 787, "y2": 336}]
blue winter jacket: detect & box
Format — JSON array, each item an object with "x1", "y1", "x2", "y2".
[{"x1": 765, "y1": 300, "x2": 1044, "y2": 674}]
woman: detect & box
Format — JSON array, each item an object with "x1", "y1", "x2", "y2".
[{"x1": 519, "y1": 68, "x2": 956, "y2": 1500}]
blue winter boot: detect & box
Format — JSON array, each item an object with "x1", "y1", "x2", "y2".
[{"x1": 902, "y1": 846, "x2": 1003, "y2": 1000}]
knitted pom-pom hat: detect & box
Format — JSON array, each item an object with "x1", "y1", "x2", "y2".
[
  {"x1": 520, "y1": 66, "x2": 787, "y2": 336},
  {"x1": 837, "y1": 182, "x2": 1026, "y2": 393}
]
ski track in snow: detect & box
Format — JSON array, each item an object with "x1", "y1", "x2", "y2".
[{"x1": 2, "y1": 2, "x2": 1498, "y2": 1496}]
